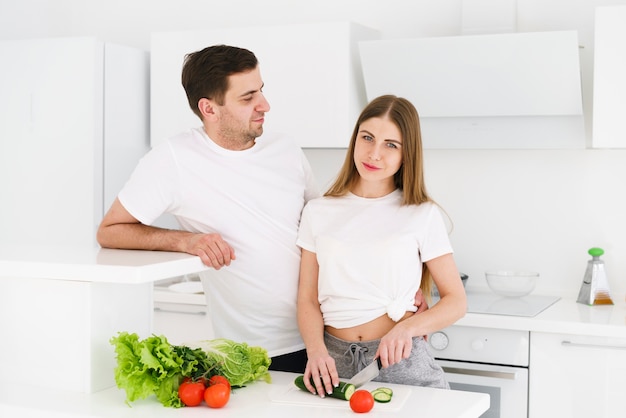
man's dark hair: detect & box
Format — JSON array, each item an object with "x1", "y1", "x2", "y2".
[{"x1": 181, "y1": 44, "x2": 259, "y2": 119}]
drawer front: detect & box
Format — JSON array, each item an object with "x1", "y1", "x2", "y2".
[{"x1": 153, "y1": 302, "x2": 214, "y2": 345}]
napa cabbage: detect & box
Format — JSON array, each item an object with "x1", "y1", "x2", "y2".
[{"x1": 187, "y1": 338, "x2": 272, "y2": 387}]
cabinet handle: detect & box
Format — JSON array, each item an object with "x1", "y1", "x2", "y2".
[
  {"x1": 441, "y1": 366, "x2": 518, "y2": 380},
  {"x1": 154, "y1": 307, "x2": 207, "y2": 316},
  {"x1": 561, "y1": 340, "x2": 626, "y2": 350}
]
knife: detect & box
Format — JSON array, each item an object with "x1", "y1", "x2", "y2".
[{"x1": 348, "y1": 358, "x2": 382, "y2": 388}]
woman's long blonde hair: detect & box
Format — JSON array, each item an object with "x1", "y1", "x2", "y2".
[{"x1": 325, "y1": 95, "x2": 436, "y2": 301}]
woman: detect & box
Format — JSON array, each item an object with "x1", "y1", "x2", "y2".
[{"x1": 296, "y1": 95, "x2": 466, "y2": 397}]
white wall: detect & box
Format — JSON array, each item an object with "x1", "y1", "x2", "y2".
[{"x1": 2, "y1": 0, "x2": 626, "y2": 299}]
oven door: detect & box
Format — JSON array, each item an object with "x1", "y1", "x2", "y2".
[{"x1": 437, "y1": 359, "x2": 528, "y2": 418}]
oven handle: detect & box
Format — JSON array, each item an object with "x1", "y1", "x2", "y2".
[{"x1": 442, "y1": 366, "x2": 518, "y2": 380}]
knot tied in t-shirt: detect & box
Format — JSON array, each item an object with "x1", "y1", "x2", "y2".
[{"x1": 386, "y1": 299, "x2": 407, "y2": 322}]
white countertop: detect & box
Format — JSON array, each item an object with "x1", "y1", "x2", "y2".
[
  {"x1": 0, "y1": 371, "x2": 489, "y2": 418},
  {"x1": 4, "y1": 245, "x2": 622, "y2": 339},
  {"x1": 456, "y1": 291, "x2": 626, "y2": 338},
  {"x1": 0, "y1": 246, "x2": 207, "y2": 283}
]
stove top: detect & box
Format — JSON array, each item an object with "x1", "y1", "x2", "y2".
[{"x1": 465, "y1": 291, "x2": 560, "y2": 317}]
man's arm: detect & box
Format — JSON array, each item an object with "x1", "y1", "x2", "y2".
[{"x1": 97, "y1": 198, "x2": 235, "y2": 269}]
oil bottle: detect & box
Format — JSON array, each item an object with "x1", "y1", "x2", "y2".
[{"x1": 576, "y1": 247, "x2": 614, "y2": 305}]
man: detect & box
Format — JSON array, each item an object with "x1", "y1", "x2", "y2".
[{"x1": 98, "y1": 44, "x2": 425, "y2": 373}]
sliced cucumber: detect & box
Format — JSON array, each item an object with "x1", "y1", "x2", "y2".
[
  {"x1": 293, "y1": 375, "x2": 356, "y2": 401},
  {"x1": 371, "y1": 387, "x2": 393, "y2": 403},
  {"x1": 373, "y1": 387, "x2": 393, "y2": 396}
]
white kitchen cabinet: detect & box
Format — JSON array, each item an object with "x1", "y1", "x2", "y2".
[
  {"x1": 150, "y1": 22, "x2": 379, "y2": 148},
  {"x1": 0, "y1": 37, "x2": 149, "y2": 247},
  {"x1": 152, "y1": 278, "x2": 214, "y2": 344},
  {"x1": 592, "y1": 5, "x2": 626, "y2": 148},
  {"x1": 529, "y1": 331, "x2": 626, "y2": 418}
]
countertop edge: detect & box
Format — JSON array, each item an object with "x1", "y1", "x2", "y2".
[
  {"x1": 456, "y1": 297, "x2": 626, "y2": 338},
  {"x1": 0, "y1": 248, "x2": 208, "y2": 283}
]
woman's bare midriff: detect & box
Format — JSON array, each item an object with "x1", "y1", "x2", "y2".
[{"x1": 325, "y1": 311, "x2": 414, "y2": 341}]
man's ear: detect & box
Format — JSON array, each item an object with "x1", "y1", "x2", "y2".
[{"x1": 198, "y1": 98, "x2": 218, "y2": 121}]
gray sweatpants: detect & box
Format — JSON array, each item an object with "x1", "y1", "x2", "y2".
[{"x1": 324, "y1": 331, "x2": 449, "y2": 389}]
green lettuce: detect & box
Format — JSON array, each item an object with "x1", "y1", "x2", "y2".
[
  {"x1": 110, "y1": 332, "x2": 212, "y2": 407},
  {"x1": 110, "y1": 332, "x2": 271, "y2": 407}
]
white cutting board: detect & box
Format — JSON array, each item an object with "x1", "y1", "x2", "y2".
[{"x1": 269, "y1": 380, "x2": 412, "y2": 412}]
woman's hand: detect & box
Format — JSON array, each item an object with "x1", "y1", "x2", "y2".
[
  {"x1": 376, "y1": 321, "x2": 414, "y2": 368},
  {"x1": 303, "y1": 351, "x2": 339, "y2": 398}
]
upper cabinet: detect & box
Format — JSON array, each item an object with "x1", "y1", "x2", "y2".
[
  {"x1": 150, "y1": 22, "x2": 380, "y2": 149},
  {"x1": 359, "y1": 31, "x2": 585, "y2": 149},
  {"x1": 592, "y1": 5, "x2": 626, "y2": 149},
  {"x1": 0, "y1": 38, "x2": 149, "y2": 247}
]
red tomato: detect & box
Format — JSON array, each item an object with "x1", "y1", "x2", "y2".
[
  {"x1": 209, "y1": 375, "x2": 231, "y2": 390},
  {"x1": 204, "y1": 383, "x2": 230, "y2": 408},
  {"x1": 178, "y1": 380, "x2": 205, "y2": 407},
  {"x1": 349, "y1": 390, "x2": 375, "y2": 413}
]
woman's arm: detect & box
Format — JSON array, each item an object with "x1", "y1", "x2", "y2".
[
  {"x1": 296, "y1": 249, "x2": 338, "y2": 397},
  {"x1": 376, "y1": 253, "x2": 467, "y2": 367}
]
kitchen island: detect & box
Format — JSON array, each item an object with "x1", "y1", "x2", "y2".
[
  {"x1": 0, "y1": 246, "x2": 207, "y2": 393},
  {"x1": 0, "y1": 370, "x2": 489, "y2": 418}
]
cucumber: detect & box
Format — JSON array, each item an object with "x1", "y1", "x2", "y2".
[
  {"x1": 371, "y1": 387, "x2": 393, "y2": 403},
  {"x1": 293, "y1": 375, "x2": 356, "y2": 401},
  {"x1": 372, "y1": 387, "x2": 393, "y2": 396}
]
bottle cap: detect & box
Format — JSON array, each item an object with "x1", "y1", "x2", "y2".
[{"x1": 588, "y1": 247, "x2": 604, "y2": 257}]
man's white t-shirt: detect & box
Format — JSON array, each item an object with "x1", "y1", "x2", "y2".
[
  {"x1": 297, "y1": 190, "x2": 453, "y2": 328},
  {"x1": 118, "y1": 127, "x2": 319, "y2": 357}
]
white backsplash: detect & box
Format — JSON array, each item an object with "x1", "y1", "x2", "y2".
[{"x1": 304, "y1": 147, "x2": 626, "y2": 300}]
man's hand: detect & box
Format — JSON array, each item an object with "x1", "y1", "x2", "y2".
[
  {"x1": 414, "y1": 288, "x2": 429, "y2": 314},
  {"x1": 97, "y1": 198, "x2": 236, "y2": 269},
  {"x1": 186, "y1": 233, "x2": 236, "y2": 269},
  {"x1": 414, "y1": 288, "x2": 430, "y2": 340}
]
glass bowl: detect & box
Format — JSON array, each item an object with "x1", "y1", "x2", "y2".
[{"x1": 485, "y1": 271, "x2": 539, "y2": 298}]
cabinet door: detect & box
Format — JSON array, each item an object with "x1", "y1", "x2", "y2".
[
  {"x1": 0, "y1": 38, "x2": 149, "y2": 246},
  {"x1": 529, "y1": 332, "x2": 626, "y2": 418},
  {"x1": 592, "y1": 5, "x2": 626, "y2": 148},
  {"x1": 0, "y1": 38, "x2": 103, "y2": 246}
]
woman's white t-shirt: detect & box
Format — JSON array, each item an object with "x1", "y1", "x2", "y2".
[{"x1": 297, "y1": 190, "x2": 452, "y2": 328}]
